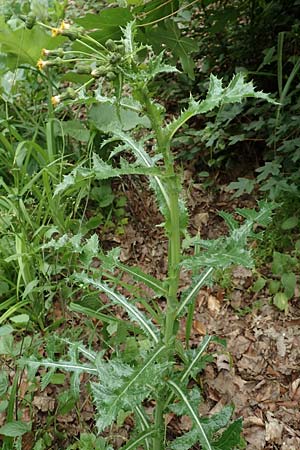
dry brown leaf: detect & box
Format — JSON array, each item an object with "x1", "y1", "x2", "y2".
[
  {"x1": 32, "y1": 396, "x2": 55, "y2": 412},
  {"x1": 244, "y1": 426, "x2": 266, "y2": 450},
  {"x1": 290, "y1": 378, "x2": 300, "y2": 401},
  {"x1": 194, "y1": 212, "x2": 209, "y2": 229},
  {"x1": 207, "y1": 295, "x2": 220, "y2": 316},
  {"x1": 265, "y1": 412, "x2": 283, "y2": 444},
  {"x1": 243, "y1": 416, "x2": 265, "y2": 428},
  {"x1": 193, "y1": 320, "x2": 206, "y2": 335},
  {"x1": 216, "y1": 354, "x2": 231, "y2": 371}
]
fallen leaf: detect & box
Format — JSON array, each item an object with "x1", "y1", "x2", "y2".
[
  {"x1": 207, "y1": 295, "x2": 220, "y2": 316},
  {"x1": 265, "y1": 413, "x2": 283, "y2": 444},
  {"x1": 193, "y1": 320, "x2": 206, "y2": 335}
]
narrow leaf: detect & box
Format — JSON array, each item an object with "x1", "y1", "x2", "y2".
[
  {"x1": 168, "y1": 380, "x2": 213, "y2": 450},
  {"x1": 76, "y1": 274, "x2": 159, "y2": 343}
]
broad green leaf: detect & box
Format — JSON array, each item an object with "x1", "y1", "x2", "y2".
[
  {"x1": 75, "y1": 8, "x2": 133, "y2": 30},
  {"x1": 281, "y1": 272, "x2": 296, "y2": 299},
  {"x1": 0, "y1": 421, "x2": 31, "y2": 437},
  {"x1": 89, "y1": 102, "x2": 150, "y2": 133},
  {"x1": 0, "y1": 19, "x2": 65, "y2": 67},
  {"x1": 55, "y1": 120, "x2": 90, "y2": 142},
  {"x1": 273, "y1": 292, "x2": 289, "y2": 311},
  {"x1": 0, "y1": 325, "x2": 14, "y2": 337},
  {"x1": 281, "y1": 216, "x2": 298, "y2": 230},
  {"x1": 9, "y1": 314, "x2": 30, "y2": 325},
  {"x1": 252, "y1": 278, "x2": 266, "y2": 293},
  {"x1": 268, "y1": 279, "x2": 280, "y2": 294},
  {"x1": 146, "y1": 20, "x2": 198, "y2": 78}
]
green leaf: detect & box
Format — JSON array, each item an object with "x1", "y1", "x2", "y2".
[
  {"x1": 168, "y1": 380, "x2": 213, "y2": 450},
  {"x1": 0, "y1": 325, "x2": 14, "y2": 337},
  {"x1": 281, "y1": 216, "x2": 298, "y2": 230},
  {"x1": 281, "y1": 272, "x2": 296, "y2": 299},
  {"x1": 252, "y1": 278, "x2": 266, "y2": 293},
  {"x1": 89, "y1": 102, "x2": 150, "y2": 133},
  {"x1": 121, "y1": 428, "x2": 157, "y2": 450},
  {"x1": 0, "y1": 421, "x2": 31, "y2": 437},
  {"x1": 177, "y1": 268, "x2": 214, "y2": 317},
  {"x1": 212, "y1": 418, "x2": 243, "y2": 449},
  {"x1": 9, "y1": 314, "x2": 30, "y2": 325},
  {"x1": 269, "y1": 279, "x2": 280, "y2": 294},
  {"x1": 166, "y1": 73, "x2": 276, "y2": 140},
  {"x1": 273, "y1": 292, "x2": 289, "y2": 311},
  {"x1": 170, "y1": 429, "x2": 199, "y2": 450},
  {"x1": 75, "y1": 8, "x2": 133, "y2": 30},
  {"x1": 0, "y1": 370, "x2": 9, "y2": 397},
  {"x1": 75, "y1": 274, "x2": 160, "y2": 343},
  {"x1": 0, "y1": 19, "x2": 65, "y2": 67},
  {"x1": 146, "y1": 20, "x2": 198, "y2": 78},
  {"x1": 93, "y1": 345, "x2": 167, "y2": 431},
  {"x1": 56, "y1": 120, "x2": 90, "y2": 142},
  {"x1": 227, "y1": 178, "x2": 255, "y2": 197}
]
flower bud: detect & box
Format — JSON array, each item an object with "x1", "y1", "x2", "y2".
[{"x1": 42, "y1": 48, "x2": 64, "y2": 58}]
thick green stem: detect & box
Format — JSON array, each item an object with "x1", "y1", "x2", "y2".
[
  {"x1": 140, "y1": 88, "x2": 182, "y2": 449},
  {"x1": 165, "y1": 177, "x2": 181, "y2": 343},
  {"x1": 153, "y1": 395, "x2": 165, "y2": 450}
]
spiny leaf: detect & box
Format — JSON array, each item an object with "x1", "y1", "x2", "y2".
[
  {"x1": 93, "y1": 345, "x2": 167, "y2": 431},
  {"x1": 168, "y1": 380, "x2": 213, "y2": 450},
  {"x1": 166, "y1": 73, "x2": 276, "y2": 139},
  {"x1": 177, "y1": 268, "x2": 214, "y2": 317},
  {"x1": 170, "y1": 429, "x2": 198, "y2": 450},
  {"x1": 212, "y1": 418, "x2": 243, "y2": 449},
  {"x1": 75, "y1": 274, "x2": 160, "y2": 343}
]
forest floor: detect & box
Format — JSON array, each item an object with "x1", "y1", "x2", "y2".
[
  {"x1": 1, "y1": 164, "x2": 300, "y2": 450},
  {"x1": 111, "y1": 170, "x2": 300, "y2": 450}
]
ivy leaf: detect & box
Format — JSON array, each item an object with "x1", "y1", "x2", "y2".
[
  {"x1": 227, "y1": 177, "x2": 256, "y2": 197},
  {"x1": 146, "y1": 20, "x2": 198, "y2": 79}
]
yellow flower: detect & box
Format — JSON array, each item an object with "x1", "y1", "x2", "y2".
[
  {"x1": 42, "y1": 48, "x2": 50, "y2": 56},
  {"x1": 51, "y1": 95, "x2": 61, "y2": 106},
  {"x1": 37, "y1": 59, "x2": 47, "y2": 71},
  {"x1": 51, "y1": 21, "x2": 70, "y2": 37},
  {"x1": 51, "y1": 27, "x2": 59, "y2": 37}
]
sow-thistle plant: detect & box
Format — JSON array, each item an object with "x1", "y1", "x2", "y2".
[{"x1": 25, "y1": 19, "x2": 277, "y2": 450}]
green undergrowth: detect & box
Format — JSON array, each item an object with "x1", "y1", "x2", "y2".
[{"x1": 0, "y1": 0, "x2": 296, "y2": 449}]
